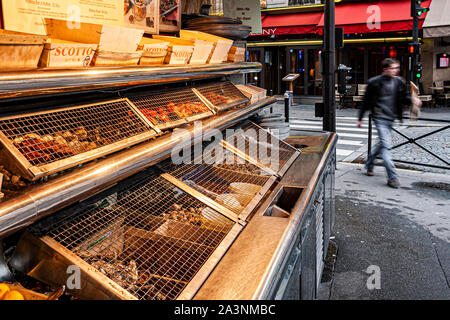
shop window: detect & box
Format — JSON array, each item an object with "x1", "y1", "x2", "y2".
[
  {"x1": 289, "y1": 49, "x2": 305, "y2": 95},
  {"x1": 348, "y1": 48, "x2": 364, "y2": 85}
]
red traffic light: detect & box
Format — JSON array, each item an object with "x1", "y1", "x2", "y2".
[{"x1": 409, "y1": 46, "x2": 415, "y2": 54}]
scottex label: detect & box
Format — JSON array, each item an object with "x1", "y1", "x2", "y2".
[
  {"x1": 142, "y1": 45, "x2": 168, "y2": 58},
  {"x1": 169, "y1": 46, "x2": 193, "y2": 64},
  {"x1": 47, "y1": 44, "x2": 98, "y2": 67}
]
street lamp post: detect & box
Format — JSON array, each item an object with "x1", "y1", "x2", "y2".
[{"x1": 323, "y1": 0, "x2": 336, "y2": 133}]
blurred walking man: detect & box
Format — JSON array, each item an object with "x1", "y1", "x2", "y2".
[{"x1": 357, "y1": 58, "x2": 422, "y2": 188}]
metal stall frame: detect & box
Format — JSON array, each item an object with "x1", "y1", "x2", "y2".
[
  {"x1": 220, "y1": 120, "x2": 301, "y2": 178},
  {"x1": 193, "y1": 132, "x2": 337, "y2": 300},
  {"x1": 0, "y1": 62, "x2": 337, "y2": 301},
  {"x1": 0, "y1": 98, "x2": 159, "y2": 181},
  {"x1": 0, "y1": 97, "x2": 275, "y2": 239}
]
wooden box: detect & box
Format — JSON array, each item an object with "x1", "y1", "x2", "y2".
[
  {"x1": 164, "y1": 45, "x2": 193, "y2": 65},
  {"x1": 45, "y1": 19, "x2": 144, "y2": 52},
  {"x1": 179, "y1": 30, "x2": 233, "y2": 64},
  {"x1": 0, "y1": 30, "x2": 46, "y2": 70},
  {"x1": 92, "y1": 50, "x2": 143, "y2": 66},
  {"x1": 39, "y1": 39, "x2": 98, "y2": 68},
  {"x1": 153, "y1": 35, "x2": 208, "y2": 64},
  {"x1": 236, "y1": 84, "x2": 267, "y2": 103},
  {"x1": 228, "y1": 46, "x2": 246, "y2": 63},
  {"x1": 236, "y1": 84, "x2": 258, "y2": 104},
  {"x1": 138, "y1": 38, "x2": 169, "y2": 65},
  {"x1": 246, "y1": 84, "x2": 267, "y2": 100}
]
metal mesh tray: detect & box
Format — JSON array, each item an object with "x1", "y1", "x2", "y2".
[
  {"x1": 29, "y1": 172, "x2": 236, "y2": 300},
  {"x1": 0, "y1": 98, "x2": 157, "y2": 181},
  {"x1": 159, "y1": 141, "x2": 276, "y2": 222},
  {"x1": 193, "y1": 81, "x2": 250, "y2": 112},
  {"x1": 222, "y1": 121, "x2": 301, "y2": 177},
  {"x1": 127, "y1": 88, "x2": 215, "y2": 131}
]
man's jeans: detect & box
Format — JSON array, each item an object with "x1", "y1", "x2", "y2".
[{"x1": 365, "y1": 118, "x2": 398, "y2": 181}]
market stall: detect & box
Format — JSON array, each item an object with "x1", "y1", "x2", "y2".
[
  {"x1": 0, "y1": 66, "x2": 336, "y2": 300},
  {"x1": 0, "y1": 0, "x2": 336, "y2": 301}
]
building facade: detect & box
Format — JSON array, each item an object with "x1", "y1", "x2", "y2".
[{"x1": 246, "y1": 0, "x2": 432, "y2": 97}]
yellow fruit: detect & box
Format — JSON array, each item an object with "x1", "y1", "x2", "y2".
[
  {"x1": 0, "y1": 283, "x2": 10, "y2": 300},
  {"x1": 3, "y1": 290, "x2": 24, "y2": 300}
]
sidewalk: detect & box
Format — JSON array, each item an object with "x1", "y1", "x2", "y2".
[
  {"x1": 265, "y1": 101, "x2": 450, "y2": 172},
  {"x1": 319, "y1": 162, "x2": 450, "y2": 299},
  {"x1": 270, "y1": 98, "x2": 450, "y2": 299}
]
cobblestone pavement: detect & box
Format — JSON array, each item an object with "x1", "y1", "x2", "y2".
[
  {"x1": 275, "y1": 100, "x2": 450, "y2": 174},
  {"x1": 390, "y1": 123, "x2": 450, "y2": 174}
]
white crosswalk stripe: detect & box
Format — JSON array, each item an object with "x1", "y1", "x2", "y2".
[
  {"x1": 290, "y1": 125, "x2": 370, "y2": 133},
  {"x1": 290, "y1": 117, "x2": 378, "y2": 161},
  {"x1": 338, "y1": 140, "x2": 363, "y2": 146},
  {"x1": 290, "y1": 120, "x2": 369, "y2": 128}
]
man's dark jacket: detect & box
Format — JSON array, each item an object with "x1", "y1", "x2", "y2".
[{"x1": 358, "y1": 75, "x2": 412, "y2": 122}]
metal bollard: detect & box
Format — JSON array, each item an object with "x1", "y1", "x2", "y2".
[
  {"x1": 284, "y1": 91, "x2": 291, "y2": 123},
  {"x1": 368, "y1": 114, "x2": 372, "y2": 160}
]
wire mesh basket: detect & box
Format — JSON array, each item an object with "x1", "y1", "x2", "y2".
[
  {"x1": 0, "y1": 98, "x2": 157, "y2": 181},
  {"x1": 127, "y1": 88, "x2": 214, "y2": 131},
  {"x1": 32, "y1": 172, "x2": 235, "y2": 300},
  {"x1": 159, "y1": 140, "x2": 275, "y2": 221},
  {"x1": 193, "y1": 81, "x2": 250, "y2": 112},
  {"x1": 222, "y1": 121, "x2": 301, "y2": 177}
]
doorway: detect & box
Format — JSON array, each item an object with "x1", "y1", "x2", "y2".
[
  {"x1": 307, "y1": 49, "x2": 322, "y2": 96},
  {"x1": 246, "y1": 48, "x2": 264, "y2": 88},
  {"x1": 287, "y1": 48, "x2": 306, "y2": 95}
]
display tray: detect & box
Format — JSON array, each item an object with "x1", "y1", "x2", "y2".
[
  {"x1": 23, "y1": 171, "x2": 235, "y2": 300},
  {"x1": 0, "y1": 98, "x2": 157, "y2": 181},
  {"x1": 158, "y1": 141, "x2": 276, "y2": 222},
  {"x1": 222, "y1": 121, "x2": 301, "y2": 177},
  {"x1": 127, "y1": 88, "x2": 214, "y2": 131},
  {"x1": 193, "y1": 81, "x2": 250, "y2": 113}
]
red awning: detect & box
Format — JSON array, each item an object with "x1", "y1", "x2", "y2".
[
  {"x1": 252, "y1": 11, "x2": 323, "y2": 36},
  {"x1": 317, "y1": 0, "x2": 431, "y2": 34}
]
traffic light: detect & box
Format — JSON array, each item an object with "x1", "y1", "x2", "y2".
[
  {"x1": 411, "y1": 0, "x2": 429, "y2": 18},
  {"x1": 337, "y1": 64, "x2": 352, "y2": 94},
  {"x1": 415, "y1": 62, "x2": 423, "y2": 79},
  {"x1": 408, "y1": 43, "x2": 421, "y2": 55}
]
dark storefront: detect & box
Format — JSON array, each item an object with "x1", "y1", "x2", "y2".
[
  {"x1": 247, "y1": 0, "x2": 431, "y2": 97},
  {"x1": 247, "y1": 40, "x2": 412, "y2": 96}
]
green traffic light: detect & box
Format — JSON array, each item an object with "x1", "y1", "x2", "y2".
[{"x1": 416, "y1": 73, "x2": 421, "y2": 78}]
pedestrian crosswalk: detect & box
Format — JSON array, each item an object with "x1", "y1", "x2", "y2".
[{"x1": 289, "y1": 116, "x2": 378, "y2": 161}]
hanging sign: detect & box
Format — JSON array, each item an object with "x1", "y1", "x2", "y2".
[
  {"x1": 224, "y1": 0, "x2": 262, "y2": 35},
  {"x1": 1, "y1": 0, "x2": 124, "y2": 35}
]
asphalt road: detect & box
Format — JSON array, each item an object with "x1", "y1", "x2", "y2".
[{"x1": 324, "y1": 163, "x2": 450, "y2": 299}]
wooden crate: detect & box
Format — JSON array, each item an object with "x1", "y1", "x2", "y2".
[
  {"x1": 164, "y1": 45, "x2": 193, "y2": 65},
  {"x1": 228, "y1": 46, "x2": 245, "y2": 63},
  {"x1": 45, "y1": 19, "x2": 144, "y2": 52},
  {"x1": 179, "y1": 30, "x2": 233, "y2": 64},
  {"x1": 153, "y1": 35, "x2": 212, "y2": 64},
  {"x1": 0, "y1": 30, "x2": 46, "y2": 70},
  {"x1": 236, "y1": 84, "x2": 259, "y2": 104},
  {"x1": 39, "y1": 39, "x2": 98, "y2": 68},
  {"x1": 138, "y1": 38, "x2": 169, "y2": 65},
  {"x1": 236, "y1": 84, "x2": 267, "y2": 103},
  {"x1": 92, "y1": 50, "x2": 143, "y2": 66},
  {"x1": 245, "y1": 84, "x2": 267, "y2": 100}
]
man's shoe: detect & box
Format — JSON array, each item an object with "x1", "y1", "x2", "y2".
[
  {"x1": 366, "y1": 170, "x2": 374, "y2": 176},
  {"x1": 387, "y1": 179, "x2": 400, "y2": 188}
]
